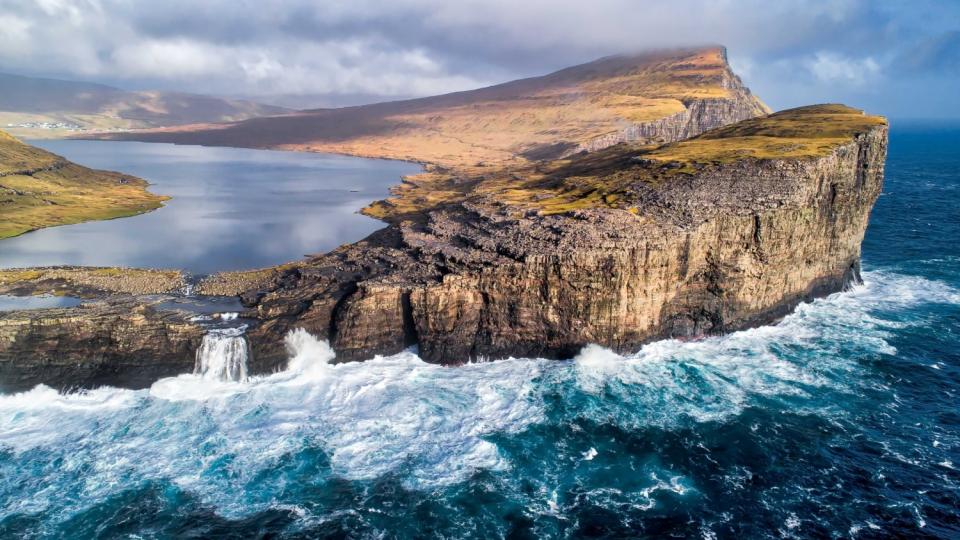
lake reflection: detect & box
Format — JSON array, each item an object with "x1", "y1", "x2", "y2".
[{"x1": 0, "y1": 140, "x2": 420, "y2": 274}]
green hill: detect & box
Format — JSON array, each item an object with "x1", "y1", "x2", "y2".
[{"x1": 0, "y1": 129, "x2": 167, "y2": 238}]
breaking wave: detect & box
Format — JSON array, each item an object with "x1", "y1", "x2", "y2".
[{"x1": 1, "y1": 270, "x2": 958, "y2": 534}]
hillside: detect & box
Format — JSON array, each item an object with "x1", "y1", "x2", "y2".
[
  {"x1": 0, "y1": 72, "x2": 289, "y2": 138},
  {"x1": 92, "y1": 47, "x2": 770, "y2": 167},
  {"x1": 0, "y1": 129, "x2": 166, "y2": 238}
]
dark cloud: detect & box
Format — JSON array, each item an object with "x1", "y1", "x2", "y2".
[{"x1": 0, "y1": 0, "x2": 956, "y2": 117}]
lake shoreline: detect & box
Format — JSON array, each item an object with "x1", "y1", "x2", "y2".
[{"x1": 0, "y1": 139, "x2": 422, "y2": 274}]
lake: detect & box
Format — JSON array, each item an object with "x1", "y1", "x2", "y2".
[{"x1": 0, "y1": 140, "x2": 420, "y2": 274}]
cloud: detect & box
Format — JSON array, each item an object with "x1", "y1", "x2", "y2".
[
  {"x1": 805, "y1": 52, "x2": 881, "y2": 84},
  {"x1": 0, "y1": 14, "x2": 31, "y2": 48},
  {"x1": 0, "y1": 0, "x2": 956, "y2": 116},
  {"x1": 111, "y1": 39, "x2": 230, "y2": 78}
]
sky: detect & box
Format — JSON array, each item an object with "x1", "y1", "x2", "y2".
[{"x1": 0, "y1": 0, "x2": 957, "y2": 118}]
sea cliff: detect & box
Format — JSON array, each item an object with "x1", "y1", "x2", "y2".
[{"x1": 240, "y1": 105, "x2": 888, "y2": 364}]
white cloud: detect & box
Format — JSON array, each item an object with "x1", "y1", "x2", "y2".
[
  {"x1": 805, "y1": 51, "x2": 881, "y2": 84},
  {"x1": 111, "y1": 39, "x2": 230, "y2": 78},
  {"x1": 0, "y1": 0, "x2": 954, "y2": 117},
  {"x1": 0, "y1": 14, "x2": 31, "y2": 46}
]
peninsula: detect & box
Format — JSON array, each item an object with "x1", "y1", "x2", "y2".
[{"x1": 0, "y1": 129, "x2": 166, "y2": 239}]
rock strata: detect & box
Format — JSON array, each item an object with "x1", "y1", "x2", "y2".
[
  {"x1": 574, "y1": 79, "x2": 767, "y2": 154},
  {"x1": 0, "y1": 300, "x2": 204, "y2": 392}
]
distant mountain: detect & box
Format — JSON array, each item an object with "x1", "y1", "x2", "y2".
[
  {"x1": 96, "y1": 47, "x2": 770, "y2": 167},
  {"x1": 0, "y1": 72, "x2": 290, "y2": 137}
]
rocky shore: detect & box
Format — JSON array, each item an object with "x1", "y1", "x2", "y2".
[{"x1": 0, "y1": 267, "x2": 187, "y2": 298}]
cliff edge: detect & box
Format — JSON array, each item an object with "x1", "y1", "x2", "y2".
[{"x1": 235, "y1": 105, "x2": 887, "y2": 364}]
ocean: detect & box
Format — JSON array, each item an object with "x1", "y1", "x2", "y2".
[{"x1": 0, "y1": 122, "x2": 958, "y2": 538}]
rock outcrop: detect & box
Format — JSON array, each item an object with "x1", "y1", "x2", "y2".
[
  {"x1": 0, "y1": 300, "x2": 204, "y2": 392},
  {"x1": 574, "y1": 65, "x2": 768, "y2": 153},
  {"x1": 0, "y1": 297, "x2": 292, "y2": 392}
]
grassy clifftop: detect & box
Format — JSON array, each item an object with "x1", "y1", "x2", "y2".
[
  {"x1": 365, "y1": 104, "x2": 887, "y2": 219},
  {"x1": 0, "y1": 130, "x2": 167, "y2": 239},
  {"x1": 645, "y1": 104, "x2": 888, "y2": 164}
]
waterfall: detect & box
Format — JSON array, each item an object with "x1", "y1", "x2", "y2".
[{"x1": 194, "y1": 327, "x2": 250, "y2": 382}]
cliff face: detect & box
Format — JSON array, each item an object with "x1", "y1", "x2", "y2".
[
  {"x1": 240, "y1": 106, "x2": 887, "y2": 365},
  {"x1": 0, "y1": 301, "x2": 204, "y2": 392},
  {"x1": 0, "y1": 98, "x2": 886, "y2": 390},
  {"x1": 574, "y1": 70, "x2": 768, "y2": 153}
]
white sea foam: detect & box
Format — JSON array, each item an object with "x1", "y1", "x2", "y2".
[
  {"x1": 0, "y1": 269, "x2": 956, "y2": 523},
  {"x1": 565, "y1": 270, "x2": 959, "y2": 427},
  {"x1": 0, "y1": 327, "x2": 550, "y2": 519}
]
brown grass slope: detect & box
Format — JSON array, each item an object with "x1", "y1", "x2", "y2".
[
  {"x1": 91, "y1": 47, "x2": 769, "y2": 168},
  {"x1": 0, "y1": 129, "x2": 167, "y2": 239}
]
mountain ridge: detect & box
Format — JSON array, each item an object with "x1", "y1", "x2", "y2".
[
  {"x1": 0, "y1": 71, "x2": 290, "y2": 137},
  {"x1": 89, "y1": 46, "x2": 770, "y2": 167}
]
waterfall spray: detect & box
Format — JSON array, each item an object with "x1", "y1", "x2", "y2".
[{"x1": 194, "y1": 327, "x2": 250, "y2": 382}]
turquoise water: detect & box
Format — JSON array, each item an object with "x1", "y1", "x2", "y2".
[{"x1": 1, "y1": 123, "x2": 959, "y2": 538}]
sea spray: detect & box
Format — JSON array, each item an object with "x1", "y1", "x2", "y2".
[
  {"x1": 0, "y1": 270, "x2": 957, "y2": 536},
  {"x1": 0, "y1": 123, "x2": 956, "y2": 538},
  {"x1": 284, "y1": 327, "x2": 336, "y2": 374},
  {"x1": 195, "y1": 326, "x2": 250, "y2": 382}
]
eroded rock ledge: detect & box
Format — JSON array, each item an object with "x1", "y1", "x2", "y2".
[{"x1": 0, "y1": 299, "x2": 204, "y2": 391}]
